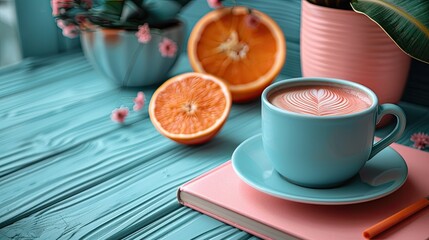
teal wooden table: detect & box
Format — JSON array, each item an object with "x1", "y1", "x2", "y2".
[
  {"x1": 1, "y1": 1, "x2": 429, "y2": 239},
  {"x1": 1, "y1": 52, "x2": 429, "y2": 240}
]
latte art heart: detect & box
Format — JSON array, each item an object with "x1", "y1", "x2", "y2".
[{"x1": 270, "y1": 86, "x2": 372, "y2": 116}]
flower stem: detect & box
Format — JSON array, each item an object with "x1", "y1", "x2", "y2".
[{"x1": 123, "y1": 44, "x2": 142, "y2": 86}]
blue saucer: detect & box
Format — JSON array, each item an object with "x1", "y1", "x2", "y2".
[{"x1": 232, "y1": 134, "x2": 408, "y2": 205}]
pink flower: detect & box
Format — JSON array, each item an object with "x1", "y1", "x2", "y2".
[
  {"x1": 62, "y1": 24, "x2": 79, "y2": 38},
  {"x1": 159, "y1": 38, "x2": 177, "y2": 58},
  {"x1": 410, "y1": 132, "x2": 429, "y2": 150},
  {"x1": 245, "y1": 14, "x2": 260, "y2": 29},
  {"x1": 56, "y1": 19, "x2": 67, "y2": 29},
  {"x1": 111, "y1": 107, "x2": 129, "y2": 123},
  {"x1": 51, "y1": 0, "x2": 74, "y2": 16},
  {"x1": 136, "y1": 24, "x2": 152, "y2": 43},
  {"x1": 133, "y1": 91, "x2": 145, "y2": 111},
  {"x1": 207, "y1": 0, "x2": 222, "y2": 8}
]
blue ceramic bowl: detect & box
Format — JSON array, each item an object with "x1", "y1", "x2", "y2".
[{"x1": 80, "y1": 20, "x2": 185, "y2": 87}]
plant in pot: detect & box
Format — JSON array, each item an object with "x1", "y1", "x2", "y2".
[
  {"x1": 51, "y1": 0, "x2": 191, "y2": 87},
  {"x1": 300, "y1": 0, "x2": 429, "y2": 119}
]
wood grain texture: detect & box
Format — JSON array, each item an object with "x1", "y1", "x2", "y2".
[
  {"x1": 1, "y1": 1, "x2": 429, "y2": 239},
  {"x1": 1, "y1": 50, "x2": 428, "y2": 239},
  {"x1": 0, "y1": 51, "x2": 261, "y2": 239}
]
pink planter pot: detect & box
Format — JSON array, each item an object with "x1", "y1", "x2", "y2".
[{"x1": 300, "y1": 0, "x2": 411, "y2": 105}]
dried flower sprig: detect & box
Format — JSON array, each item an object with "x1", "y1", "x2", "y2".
[
  {"x1": 410, "y1": 132, "x2": 429, "y2": 150},
  {"x1": 111, "y1": 91, "x2": 146, "y2": 124},
  {"x1": 134, "y1": 25, "x2": 177, "y2": 58},
  {"x1": 133, "y1": 91, "x2": 145, "y2": 111},
  {"x1": 51, "y1": 0, "x2": 191, "y2": 37},
  {"x1": 111, "y1": 107, "x2": 129, "y2": 123},
  {"x1": 207, "y1": 0, "x2": 223, "y2": 9},
  {"x1": 159, "y1": 38, "x2": 178, "y2": 58},
  {"x1": 136, "y1": 23, "x2": 152, "y2": 44},
  {"x1": 244, "y1": 9, "x2": 261, "y2": 29}
]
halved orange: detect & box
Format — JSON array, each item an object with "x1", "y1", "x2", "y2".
[
  {"x1": 149, "y1": 72, "x2": 232, "y2": 145},
  {"x1": 188, "y1": 6, "x2": 286, "y2": 102}
]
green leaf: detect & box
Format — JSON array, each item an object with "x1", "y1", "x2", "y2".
[
  {"x1": 351, "y1": 0, "x2": 429, "y2": 64},
  {"x1": 92, "y1": 0, "x2": 124, "y2": 17}
]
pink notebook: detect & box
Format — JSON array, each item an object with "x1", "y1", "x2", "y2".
[{"x1": 177, "y1": 143, "x2": 429, "y2": 239}]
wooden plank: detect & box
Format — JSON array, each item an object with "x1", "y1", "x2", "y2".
[
  {"x1": 0, "y1": 98, "x2": 261, "y2": 238},
  {"x1": 0, "y1": 71, "x2": 142, "y2": 177},
  {"x1": 125, "y1": 208, "x2": 256, "y2": 239},
  {"x1": 0, "y1": 48, "x2": 263, "y2": 239},
  {"x1": 0, "y1": 52, "x2": 94, "y2": 98},
  {"x1": 1, "y1": 2, "x2": 428, "y2": 236}
]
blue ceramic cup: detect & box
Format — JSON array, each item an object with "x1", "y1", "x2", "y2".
[{"x1": 261, "y1": 78, "x2": 406, "y2": 188}]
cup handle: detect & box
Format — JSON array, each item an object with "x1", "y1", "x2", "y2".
[{"x1": 369, "y1": 104, "x2": 406, "y2": 159}]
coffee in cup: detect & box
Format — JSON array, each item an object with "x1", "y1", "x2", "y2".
[
  {"x1": 269, "y1": 85, "x2": 372, "y2": 116},
  {"x1": 261, "y1": 78, "x2": 406, "y2": 188}
]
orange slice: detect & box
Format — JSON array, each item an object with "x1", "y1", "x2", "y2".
[
  {"x1": 149, "y1": 72, "x2": 232, "y2": 145},
  {"x1": 188, "y1": 6, "x2": 286, "y2": 102}
]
